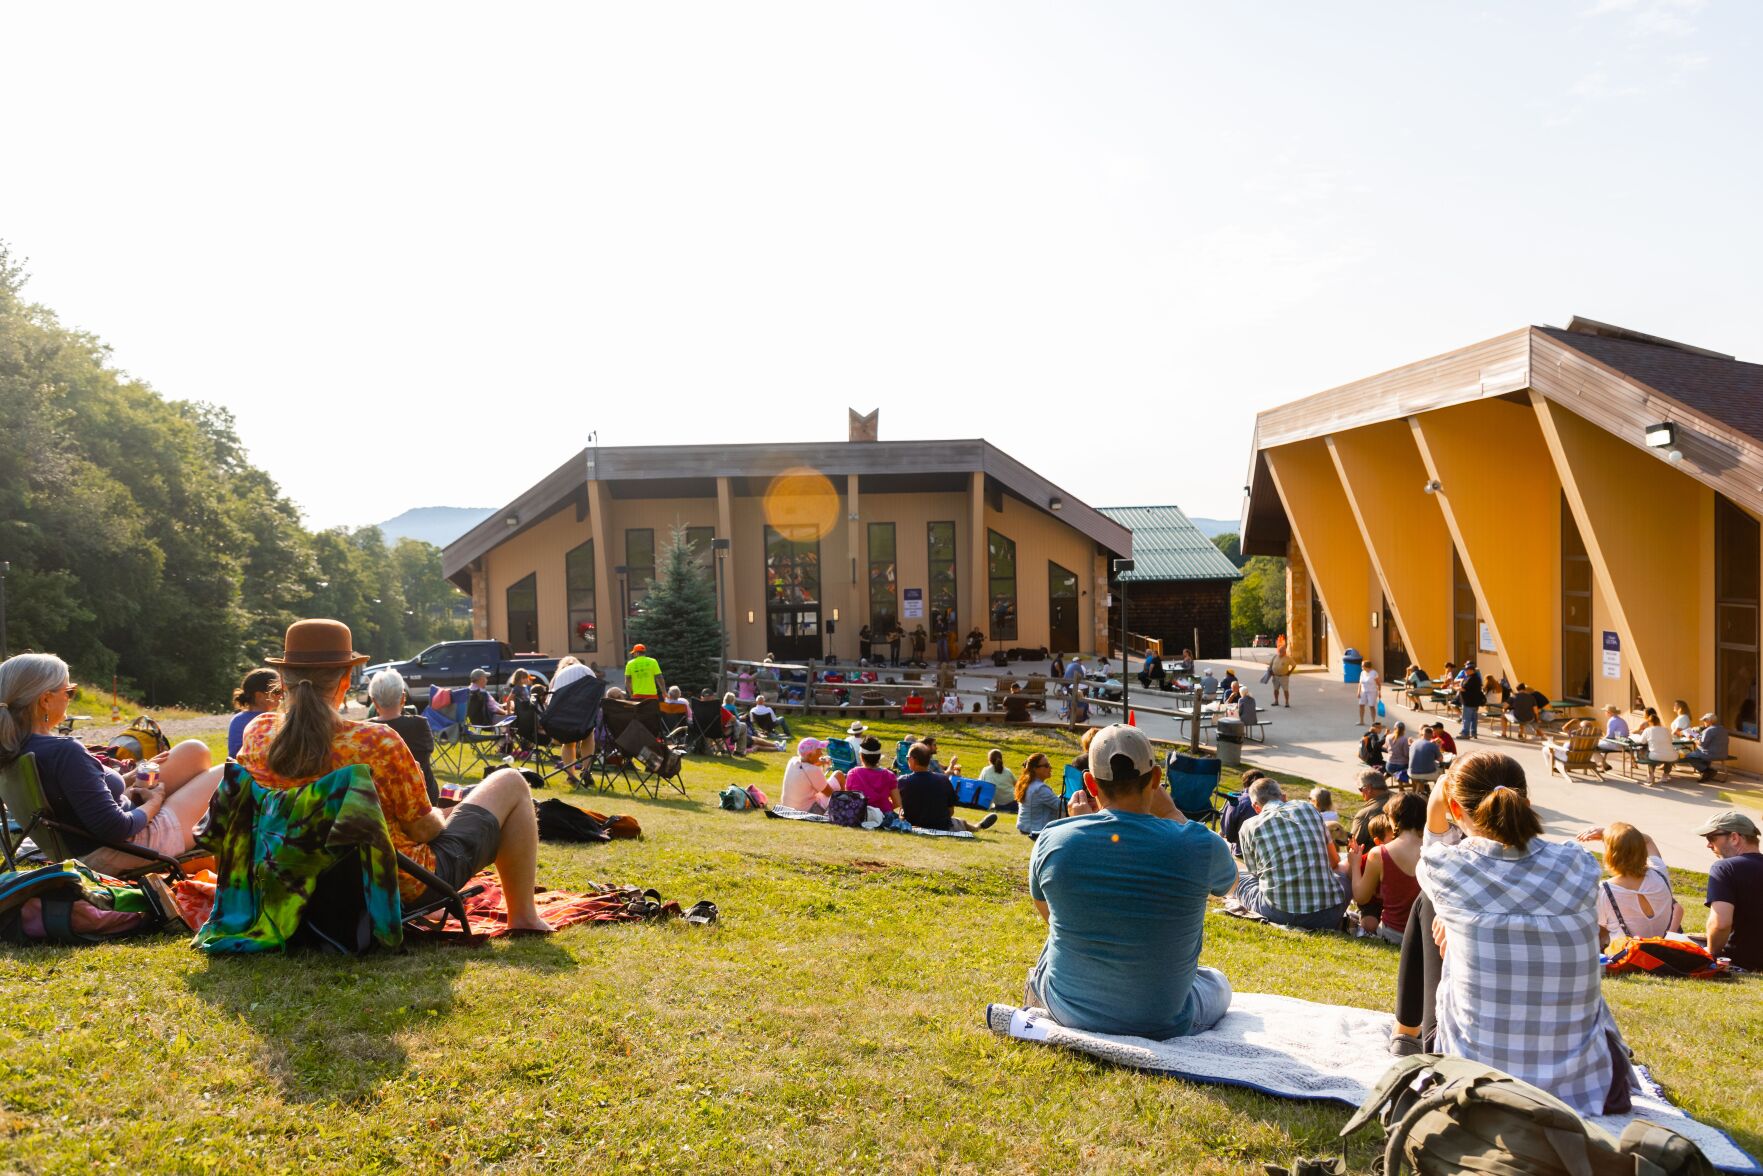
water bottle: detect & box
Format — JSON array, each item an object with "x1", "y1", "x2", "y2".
[{"x1": 135, "y1": 759, "x2": 159, "y2": 793}]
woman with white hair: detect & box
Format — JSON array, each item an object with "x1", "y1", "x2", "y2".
[
  {"x1": 366, "y1": 668, "x2": 441, "y2": 804},
  {"x1": 0, "y1": 652, "x2": 222, "y2": 874}
]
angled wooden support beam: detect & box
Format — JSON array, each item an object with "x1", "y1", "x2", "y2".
[{"x1": 1265, "y1": 438, "x2": 1374, "y2": 667}]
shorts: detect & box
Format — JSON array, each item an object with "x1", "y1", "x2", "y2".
[
  {"x1": 426, "y1": 803, "x2": 502, "y2": 892},
  {"x1": 82, "y1": 808, "x2": 191, "y2": 876}
]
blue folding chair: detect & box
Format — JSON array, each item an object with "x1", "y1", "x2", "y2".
[
  {"x1": 893, "y1": 739, "x2": 914, "y2": 774},
  {"x1": 825, "y1": 739, "x2": 857, "y2": 774},
  {"x1": 423, "y1": 688, "x2": 471, "y2": 777},
  {"x1": 1059, "y1": 763, "x2": 1089, "y2": 816},
  {"x1": 1166, "y1": 751, "x2": 1225, "y2": 826}
]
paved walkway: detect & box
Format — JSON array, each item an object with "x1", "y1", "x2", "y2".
[{"x1": 1094, "y1": 657, "x2": 1761, "y2": 873}]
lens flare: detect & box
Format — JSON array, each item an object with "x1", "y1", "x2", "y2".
[{"x1": 761, "y1": 467, "x2": 840, "y2": 540}]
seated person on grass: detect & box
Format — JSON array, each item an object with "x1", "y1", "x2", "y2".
[
  {"x1": 240, "y1": 620, "x2": 553, "y2": 933},
  {"x1": 1693, "y1": 810, "x2": 1762, "y2": 970},
  {"x1": 897, "y1": 742, "x2": 996, "y2": 833},
  {"x1": 747, "y1": 694, "x2": 792, "y2": 739},
  {"x1": 0, "y1": 652, "x2": 223, "y2": 878},
  {"x1": 1358, "y1": 721, "x2": 1386, "y2": 771},
  {"x1": 1349, "y1": 791, "x2": 1425, "y2": 943},
  {"x1": 1232, "y1": 776, "x2": 1349, "y2": 930},
  {"x1": 1348, "y1": 768, "x2": 1393, "y2": 853},
  {"x1": 1574, "y1": 821, "x2": 1682, "y2": 949},
  {"x1": 779, "y1": 738, "x2": 843, "y2": 813},
  {"x1": 1309, "y1": 787, "x2": 1349, "y2": 849},
  {"x1": 919, "y1": 734, "x2": 960, "y2": 776},
  {"x1": 843, "y1": 736, "x2": 900, "y2": 814},
  {"x1": 1026, "y1": 725, "x2": 1238, "y2": 1038}
]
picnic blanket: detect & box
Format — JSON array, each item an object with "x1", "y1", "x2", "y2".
[
  {"x1": 985, "y1": 993, "x2": 1758, "y2": 1174},
  {"x1": 764, "y1": 805, "x2": 976, "y2": 839},
  {"x1": 174, "y1": 870, "x2": 698, "y2": 941}
]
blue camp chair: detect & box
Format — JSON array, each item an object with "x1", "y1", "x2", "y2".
[
  {"x1": 1060, "y1": 763, "x2": 1089, "y2": 815},
  {"x1": 1166, "y1": 751, "x2": 1225, "y2": 826},
  {"x1": 825, "y1": 739, "x2": 857, "y2": 774},
  {"x1": 893, "y1": 739, "x2": 913, "y2": 774}
]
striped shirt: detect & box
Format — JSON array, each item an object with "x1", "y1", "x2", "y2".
[
  {"x1": 1419, "y1": 832, "x2": 1632, "y2": 1116},
  {"x1": 1237, "y1": 800, "x2": 1342, "y2": 916}
]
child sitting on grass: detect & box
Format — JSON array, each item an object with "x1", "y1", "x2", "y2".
[{"x1": 1310, "y1": 786, "x2": 1350, "y2": 849}]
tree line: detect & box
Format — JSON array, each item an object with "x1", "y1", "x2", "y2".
[
  {"x1": 1212, "y1": 532, "x2": 1287, "y2": 648},
  {"x1": 0, "y1": 244, "x2": 468, "y2": 710}
]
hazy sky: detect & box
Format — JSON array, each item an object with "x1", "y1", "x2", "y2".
[{"x1": 4, "y1": 1, "x2": 1759, "y2": 530}]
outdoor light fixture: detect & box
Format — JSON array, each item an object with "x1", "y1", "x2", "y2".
[
  {"x1": 1667, "y1": 449, "x2": 1685, "y2": 465},
  {"x1": 1049, "y1": 496, "x2": 1064, "y2": 511},
  {"x1": 711, "y1": 538, "x2": 730, "y2": 551},
  {"x1": 1422, "y1": 480, "x2": 1442, "y2": 495},
  {"x1": 1645, "y1": 421, "x2": 1676, "y2": 449},
  {"x1": 1371, "y1": 611, "x2": 1380, "y2": 629},
  {"x1": 746, "y1": 610, "x2": 755, "y2": 624},
  {"x1": 831, "y1": 608, "x2": 840, "y2": 622},
  {"x1": 504, "y1": 514, "x2": 519, "y2": 527}
]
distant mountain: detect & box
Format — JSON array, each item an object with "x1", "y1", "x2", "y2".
[
  {"x1": 1186, "y1": 517, "x2": 1240, "y2": 538},
  {"x1": 371, "y1": 506, "x2": 495, "y2": 547}
]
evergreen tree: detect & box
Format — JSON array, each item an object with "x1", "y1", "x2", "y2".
[{"x1": 626, "y1": 525, "x2": 724, "y2": 696}]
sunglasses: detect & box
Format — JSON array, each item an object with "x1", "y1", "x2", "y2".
[{"x1": 58, "y1": 684, "x2": 79, "y2": 698}]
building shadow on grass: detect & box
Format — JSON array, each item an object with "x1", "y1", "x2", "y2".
[{"x1": 184, "y1": 936, "x2": 576, "y2": 1104}]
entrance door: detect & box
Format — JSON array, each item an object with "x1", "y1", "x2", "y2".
[
  {"x1": 1048, "y1": 562, "x2": 1080, "y2": 655},
  {"x1": 1381, "y1": 595, "x2": 1409, "y2": 680},
  {"x1": 506, "y1": 573, "x2": 539, "y2": 653},
  {"x1": 1310, "y1": 591, "x2": 1328, "y2": 665},
  {"x1": 764, "y1": 525, "x2": 823, "y2": 663}
]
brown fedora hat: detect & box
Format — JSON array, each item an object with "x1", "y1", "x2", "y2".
[{"x1": 265, "y1": 619, "x2": 371, "y2": 669}]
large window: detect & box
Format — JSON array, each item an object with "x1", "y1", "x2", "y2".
[
  {"x1": 1452, "y1": 548, "x2": 1477, "y2": 665},
  {"x1": 1048, "y1": 560, "x2": 1079, "y2": 654},
  {"x1": 987, "y1": 529, "x2": 1017, "y2": 641},
  {"x1": 506, "y1": 573, "x2": 538, "y2": 652},
  {"x1": 765, "y1": 525, "x2": 822, "y2": 660},
  {"x1": 1716, "y1": 494, "x2": 1760, "y2": 739},
  {"x1": 928, "y1": 522, "x2": 958, "y2": 635},
  {"x1": 867, "y1": 523, "x2": 898, "y2": 632},
  {"x1": 565, "y1": 540, "x2": 596, "y2": 653},
  {"x1": 625, "y1": 529, "x2": 655, "y2": 615},
  {"x1": 1561, "y1": 496, "x2": 1592, "y2": 704}
]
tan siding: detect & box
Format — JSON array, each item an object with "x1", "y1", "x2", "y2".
[{"x1": 481, "y1": 504, "x2": 593, "y2": 659}]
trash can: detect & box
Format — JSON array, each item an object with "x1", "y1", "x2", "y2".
[
  {"x1": 1215, "y1": 718, "x2": 1244, "y2": 768},
  {"x1": 1342, "y1": 648, "x2": 1364, "y2": 685}
]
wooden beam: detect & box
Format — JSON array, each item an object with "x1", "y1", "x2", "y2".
[{"x1": 1264, "y1": 438, "x2": 1374, "y2": 671}]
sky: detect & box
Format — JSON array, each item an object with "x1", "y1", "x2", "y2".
[{"x1": 3, "y1": 1, "x2": 1760, "y2": 531}]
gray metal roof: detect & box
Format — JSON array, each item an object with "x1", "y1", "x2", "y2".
[{"x1": 1098, "y1": 506, "x2": 1243, "y2": 582}]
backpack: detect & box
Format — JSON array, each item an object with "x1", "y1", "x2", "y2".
[
  {"x1": 745, "y1": 785, "x2": 769, "y2": 810},
  {"x1": 719, "y1": 785, "x2": 751, "y2": 811},
  {"x1": 825, "y1": 790, "x2": 867, "y2": 828},
  {"x1": 533, "y1": 798, "x2": 615, "y2": 842},
  {"x1": 1341, "y1": 1054, "x2": 1713, "y2": 1176},
  {"x1": 1605, "y1": 936, "x2": 1727, "y2": 979},
  {"x1": 0, "y1": 861, "x2": 176, "y2": 945}
]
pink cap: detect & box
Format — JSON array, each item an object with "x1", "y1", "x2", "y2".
[{"x1": 797, "y1": 737, "x2": 826, "y2": 757}]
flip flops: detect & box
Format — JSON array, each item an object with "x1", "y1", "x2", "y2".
[{"x1": 684, "y1": 900, "x2": 718, "y2": 926}]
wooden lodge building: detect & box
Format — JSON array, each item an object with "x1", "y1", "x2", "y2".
[{"x1": 1241, "y1": 317, "x2": 1763, "y2": 772}]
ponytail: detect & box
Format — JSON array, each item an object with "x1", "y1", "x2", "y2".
[
  {"x1": 1015, "y1": 755, "x2": 1047, "y2": 805},
  {"x1": 264, "y1": 667, "x2": 346, "y2": 781},
  {"x1": 1448, "y1": 750, "x2": 1543, "y2": 848},
  {"x1": 233, "y1": 668, "x2": 279, "y2": 711}
]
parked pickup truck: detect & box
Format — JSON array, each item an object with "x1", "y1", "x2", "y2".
[{"x1": 356, "y1": 640, "x2": 560, "y2": 707}]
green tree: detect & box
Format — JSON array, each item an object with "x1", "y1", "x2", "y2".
[
  {"x1": 1212, "y1": 532, "x2": 1245, "y2": 568},
  {"x1": 626, "y1": 525, "x2": 724, "y2": 696},
  {"x1": 1229, "y1": 555, "x2": 1287, "y2": 647}
]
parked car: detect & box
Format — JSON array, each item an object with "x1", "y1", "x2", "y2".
[{"x1": 356, "y1": 640, "x2": 560, "y2": 707}]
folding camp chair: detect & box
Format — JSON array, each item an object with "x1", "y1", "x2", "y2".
[
  {"x1": 539, "y1": 674, "x2": 606, "y2": 784},
  {"x1": 893, "y1": 738, "x2": 914, "y2": 774},
  {"x1": 1, "y1": 752, "x2": 194, "y2": 880},
  {"x1": 1059, "y1": 762, "x2": 1090, "y2": 816},
  {"x1": 422, "y1": 688, "x2": 470, "y2": 778},
  {"x1": 1165, "y1": 751, "x2": 1225, "y2": 826},
  {"x1": 461, "y1": 688, "x2": 519, "y2": 775},
  {"x1": 597, "y1": 698, "x2": 686, "y2": 798},
  {"x1": 824, "y1": 739, "x2": 857, "y2": 774},
  {"x1": 680, "y1": 698, "x2": 732, "y2": 757}
]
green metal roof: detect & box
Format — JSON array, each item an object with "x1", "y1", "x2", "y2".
[{"x1": 1098, "y1": 506, "x2": 1243, "y2": 583}]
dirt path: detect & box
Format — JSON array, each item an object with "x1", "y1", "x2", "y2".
[{"x1": 71, "y1": 703, "x2": 373, "y2": 746}]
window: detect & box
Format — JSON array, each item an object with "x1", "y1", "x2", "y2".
[
  {"x1": 684, "y1": 526, "x2": 716, "y2": 587},
  {"x1": 928, "y1": 521, "x2": 957, "y2": 635},
  {"x1": 867, "y1": 523, "x2": 898, "y2": 632},
  {"x1": 764, "y1": 525, "x2": 821, "y2": 608},
  {"x1": 565, "y1": 540, "x2": 596, "y2": 653},
  {"x1": 1561, "y1": 496, "x2": 1592, "y2": 704},
  {"x1": 1452, "y1": 548, "x2": 1477, "y2": 665},
  {"x1": 506, "y1": 573, "x2": 538, "y2": 652},
  {"x1": 1716, "y1": 494, "x2": 1760, "y2": 739},
  {"x1": 987, "y1": 529, "x2": 1017, "y2": 641},
  {"x1": 625, "y1": 529, "x2": 655, "y2": 615},
  {"x1": 1048, "y1": 560, "x2": 1079, "y2": 652}
]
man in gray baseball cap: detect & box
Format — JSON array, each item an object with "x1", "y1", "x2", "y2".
[
  {"x1": 1025, "y1": 725, "x2": 1238, "y2": 1039},
  {"x1": 1693, "y1": 810, "x2": 1761, "y2": 969}
]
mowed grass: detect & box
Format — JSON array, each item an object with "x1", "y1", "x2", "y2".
[{"x1": 1, "y1": 719, "x2": 1757, "y2": 1174}]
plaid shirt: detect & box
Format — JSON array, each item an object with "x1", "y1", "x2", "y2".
[
  {"x1": 1419, "y1": 832, "x2": 1630, "y2": 1116},
  {"x1": 1237, "y1": 801, "x2": 1341, "y2": 915}
]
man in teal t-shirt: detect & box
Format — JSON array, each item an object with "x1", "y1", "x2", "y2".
[
  {"x1": 1027, "y1": 725, "x2": 1238, "y2": 1039},
  {"x1": 622, "y1": 644, "x2": 664, "y2": 699}
]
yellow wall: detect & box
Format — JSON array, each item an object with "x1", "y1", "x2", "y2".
[
  {"x1": 1410, "y1": 398, "x2": 1561, "y2": 694},
  {"x1": 1328, "y1": 421, "x2": 1454, "y2": 673},
  {"x1": 1265, "y1": 438, "x2": 1374, "y2": 670},
  {"x1": 983, "y1": 490, "x2": 1101, "y2": 658},
  {"x1": 481, "y1": 504, "x2": 593, "y2": 660},
  {"x1": 1534, "y1": 395, "x2": 1715, "y2": 717}
]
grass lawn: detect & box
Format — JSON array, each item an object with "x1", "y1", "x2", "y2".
[{"x1": 1, "y1": 719, "x2": 1757, "y2": 1174}]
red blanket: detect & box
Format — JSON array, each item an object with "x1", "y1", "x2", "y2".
[{"x1": 173, "y1": 870, "x2": 681, "y2": 941}]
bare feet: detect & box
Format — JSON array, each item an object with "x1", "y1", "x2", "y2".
[{"x1": 506, "y1": 917, "x2": 557, "y2": 935}]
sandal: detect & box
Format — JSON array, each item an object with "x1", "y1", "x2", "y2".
[{"x1": 684, "y1": 900, "x2": 719, "y2": 926}]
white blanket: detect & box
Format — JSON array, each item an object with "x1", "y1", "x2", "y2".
[{"x1": 985, "y1": 993, "x2": 1757, "y2": 1174}]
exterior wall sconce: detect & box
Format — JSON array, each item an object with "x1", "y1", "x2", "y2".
[
  {"x1": 746, "y1": 610, "x2": 755, "y2": 624},
  {"x1": 1371, "y1": 611, "x2": 1380, "y2": 629},
  {"x1": 831, "y1": 608, "x2": 840, "y2": 622},
  {"x1": 1422, "y1": 480, "x2": 1442, "y2": 495}
]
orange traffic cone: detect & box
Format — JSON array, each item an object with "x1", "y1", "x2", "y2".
[{"x1": 1128, "y1": 710, "x2": 1137, "y2": 726}]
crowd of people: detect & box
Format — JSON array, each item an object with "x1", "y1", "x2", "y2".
[{"x1": 5, "y1": 629, "x2": 1758, "y2": 1131}]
